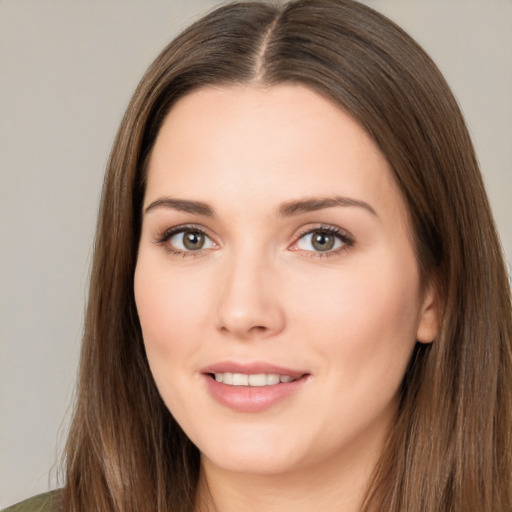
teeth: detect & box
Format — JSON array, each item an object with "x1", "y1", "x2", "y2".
[
  {"x1": 232, "y1": 373, "x2": 249, "y2": 386},
  {"x1": 213, "y1": 373, "x2": 297, "y2": 386}
]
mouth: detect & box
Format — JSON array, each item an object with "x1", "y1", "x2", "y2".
[
  {"x1": 201, "y1": 362, "x2": 310, "y2": 412},
  {"x1": 209, "y1": 372, "x2": 298, "y2": 386}
]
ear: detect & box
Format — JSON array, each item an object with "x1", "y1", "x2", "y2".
[{"x1": 416, "y1": 282, "x2": 439, "y2": 344}]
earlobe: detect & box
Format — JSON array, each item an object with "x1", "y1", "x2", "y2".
[{"x1": 416, "y1": 283, "x2": 439, "y2": 344}]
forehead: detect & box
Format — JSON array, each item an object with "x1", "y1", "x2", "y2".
[{"x1": 145, "y1": 84, "x2": 407, "y2": 225}]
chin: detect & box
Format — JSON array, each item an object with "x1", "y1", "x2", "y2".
[
  {"x1": 203, "y1": 448, "x2": 301, "y2": 476},
  {"x1": 195, "y1": 425, "x2": 307, "y2": 476}
]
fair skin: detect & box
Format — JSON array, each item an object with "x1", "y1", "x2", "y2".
[{"x1": 134, "y1": 84, "x2": 438, "y2": 512}]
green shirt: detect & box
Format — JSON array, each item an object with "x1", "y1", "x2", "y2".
[{"x1": 2, "y1": 491, "x2": 61, "y2": 512}]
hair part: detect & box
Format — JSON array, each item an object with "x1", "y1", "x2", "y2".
[{"x1": 64, "y1": 1, "x2": 512, "y2": 511}]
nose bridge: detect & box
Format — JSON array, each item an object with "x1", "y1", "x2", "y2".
[{"x1": 215, "y1": 241, "x2": 285, "y2": 338}]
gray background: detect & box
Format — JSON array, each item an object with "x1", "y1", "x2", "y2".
[{"x1": 1, "y1": 0, "x2": 511, "y2": 507}]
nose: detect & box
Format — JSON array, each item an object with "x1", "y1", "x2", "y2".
[{"x1": 215, "y1": 252, "x2": 286, "y2": 340}]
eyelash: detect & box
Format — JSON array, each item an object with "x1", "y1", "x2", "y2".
[
  {"x1": 292, "y1": 225, "x2": 354, "y2": 258},
  {"x1": 155, "y1": 224, "x2": 214, "y2": 259},
  {"x1": 154, "y1": 223, "x2": 354, "y2": 259}
]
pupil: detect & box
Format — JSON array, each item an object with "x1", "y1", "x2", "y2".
[
  {"x1": 312, "y1": 231, "x2": 334, "y2": 251},
  {"x1": 183, "y1": 231, "x2": 204, "y2": 250}
]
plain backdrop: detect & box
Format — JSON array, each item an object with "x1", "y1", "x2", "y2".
[{"x1": 1, "y1": 0, "x2": 511, "y2": 507}]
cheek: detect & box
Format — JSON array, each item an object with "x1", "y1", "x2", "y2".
[
  {"x1": 285, "y1": 257, "x2": 421, "y2": 455},
  {"x1": 133, "y1": 259, "x2": 216, "y2": 425},
  {"x1": 290, "y1": 252, "x2": 421, "y2": 389},
  {"x1": 135, "y1": 255, "x2": 209, "y2": 329},
  {"x1": 133, "y1": 260, "x2": 209, "y2": 377}
]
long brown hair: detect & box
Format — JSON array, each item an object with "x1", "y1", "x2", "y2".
[{"x1": 63, "y1": 1, "x2": 512, "y2": 511}]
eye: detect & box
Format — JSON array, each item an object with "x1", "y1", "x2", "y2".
[
  {"x1": 157, "y1": 226, "x2": 217, "y2": 254},
  {"x1": 292, "y1": 227, "x2": 353, "y2": 255}
]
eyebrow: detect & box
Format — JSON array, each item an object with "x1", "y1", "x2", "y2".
[
  {"x1": 277, "y1": 196, "x2": 377, "y2": 217},
  {"x1": 144, "y1": 197, "x2": 215, "y2": 216},
  {"x1": 143, "y1": 195, "x2": 377, "y2": 218}
]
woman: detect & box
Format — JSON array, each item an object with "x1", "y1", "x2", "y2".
[{"x1": 6, "y1": 0, "x2": 511, "y2": 511}]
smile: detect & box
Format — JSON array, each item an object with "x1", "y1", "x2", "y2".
[
  {"x1": 202, "y1": 364, "x2": 310, "y2": 412},
  {"x1": 212, "y1": 373, "x2": 297, "y2": 386}
]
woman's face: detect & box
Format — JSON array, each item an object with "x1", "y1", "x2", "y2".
[{"x1": 134, "y1": 85, "x2": 437, "y2": 478}]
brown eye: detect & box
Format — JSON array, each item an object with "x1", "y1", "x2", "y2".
[
  {"x1": 311, "y1": 231, "x2": 335, "y2": 251},
  {"x1": 182, "y1": 231, "x2": 205, "y2": 250},
  {"x1": 167, "y1": 228, "x2": 215, "y2": 252},
  {"x1": 294, "y1": 228, "x2": 348, "y2": 254}
]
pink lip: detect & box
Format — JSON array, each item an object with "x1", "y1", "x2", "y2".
[{"x1": 201, "y1": 361, "x2": 310, "y2": 413}]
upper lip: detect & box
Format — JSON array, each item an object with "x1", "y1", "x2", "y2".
[{"x1": 201, "y1": 361, "x2": 308, "y2": 378}]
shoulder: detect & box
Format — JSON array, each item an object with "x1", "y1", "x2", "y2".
[{"x1": 2, "y1": 491, "x2": 62, "y2": 512}]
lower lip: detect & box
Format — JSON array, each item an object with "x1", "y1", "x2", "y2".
[{"x1": 203, "y1": 374, "x2": 308, "y2": 413}]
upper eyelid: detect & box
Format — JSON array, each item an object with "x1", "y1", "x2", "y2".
[
  {"x1": 292, "y1": 224, "x2": 353, "y2": 240},
  {"x1": 160, "y1": 223, "x2": 211, "y2": 236}
]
